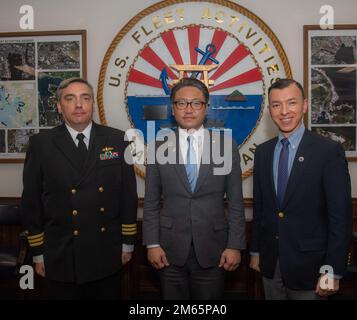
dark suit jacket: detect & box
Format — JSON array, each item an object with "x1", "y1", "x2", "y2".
[
  {"x1": 21, "y1": 123, "x2": 138, "y2": 284},
  {"x1": 251, "y1": 129, "x2": 352, "y2": 290},
  {"x1": 143, "y1": 129, "x2": 246, "y2": 268}
]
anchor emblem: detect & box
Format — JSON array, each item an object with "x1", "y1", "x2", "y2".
[
  {"x1": 191, "y1": 44, "x2": 219, "y2": 78},
  {"x1": 159, "y1": 43, "x2": 219, "y2": 94}
]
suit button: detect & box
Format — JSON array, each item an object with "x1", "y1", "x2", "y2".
[
  {"x1": 275, "y1": 235, "x2": 279, "y2": 240},
  {"x1": 100, "y1": 207, "x2": 105, "y2": 213},
  {"x1": 73, "y1": 230, "x2": 79, "y2": 236},
  {"x1": 72, "y1": 210, "x2": 78, "y2": 216},
  {"x1": 278, "y1": 212, "x2": 285, "y2": 218},
  {"x1": 101, "y1": 227, "x2": 106, "y2": 232},
  {"x1": 71, "y1": 189, "x2": 76, "y2": 195},
  {"x1": 98, "y1": 187, "x2": 104, "y2": 193}
]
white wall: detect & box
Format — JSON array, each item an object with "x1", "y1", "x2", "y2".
[{"x1": 0, "y1": 0, "x2": 356, "y2": 198}]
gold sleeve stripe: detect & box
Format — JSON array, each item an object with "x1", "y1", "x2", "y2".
[
  {"x1": 122, "y1": 227, "x2": 137, "y2": 231},
  {"x1": 28, "y1": 237, "x2": 43, "y2": 243},
  {"x1": 28, "y1": 232, "x2": 44, "y2": 240},
  {"x1": 122, "y1": 231, "x2": 137, "y2": 235},
  {"x1": 29, "y1": 239, "x2": 44, "y2": 244},
  {"x1": 29, "y1": 240, "x2": 44, "y2": 247},
  {"x1": 122, "y1": 224, "x2": 136, "y2": 227},
  {"x1": 28, "y1": 237, "x2": 44, "y2": 243}
]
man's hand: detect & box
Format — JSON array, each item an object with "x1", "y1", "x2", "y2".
[
  {"x1": 122, "y1": 251, "x2": 132, "y2": 265},
  {"x1": 219, "y1": 249, "x2": 241, "y2": 271},
  {"x1": 147, "y1": 247, "x2": 169, "y2": 269},
  {"x1": 315, "y1": 275, "x2": 339, "y2": 297},
  {"x1": 35, "y1": 262, "x2": 45, "y2": 277},
  {"x1": 249, "y1": 255, "x2": 260, "y2": 272}
]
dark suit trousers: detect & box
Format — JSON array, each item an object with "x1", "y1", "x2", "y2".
[
  {"x1": 46, "y1": 272, "x2": 121, "y2": 300},
  {"x1": 159, "y1": 245, "x2": 225, "y2": 300},
  {"x1": 262, "y1": 260, "x2": 325, "y2": 300}
]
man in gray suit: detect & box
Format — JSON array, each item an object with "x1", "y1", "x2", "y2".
[{"x1": 143, "y1": 78, "x2": 246, "y2": 300}]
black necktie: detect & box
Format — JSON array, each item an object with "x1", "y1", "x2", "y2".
[
  {"x1": 277, "y1": 138, "x2": 289, "y2": 207},
  {"x1": 76, "y1": 133, "x2": 87, "y2": 164}
]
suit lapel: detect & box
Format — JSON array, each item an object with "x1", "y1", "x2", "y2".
[
  {"x1": 268, "y1": 137, "x2": 279, "y2": 208},
  {"x1": 174, "y1": 164, "x2": 193, "y2": 194},
  {"x1": 53, "y1": 124, "x2": 82, "y2": 172},
  {"x1": 282, "y1": 130, "x2": 312, "y2": 207},
  {"x1": 194, "y1": 129, "x2": 212, "y2": 194},
  {"x1": 172, "y1": 130, "x2": 193, "y2": 194}
]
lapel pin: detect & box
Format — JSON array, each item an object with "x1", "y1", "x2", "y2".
[{"x1": 298, "y1": 156, "x2": 304, "y2": 162}]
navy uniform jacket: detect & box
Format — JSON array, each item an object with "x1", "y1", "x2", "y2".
[
  {"x1": 251, "y1": 129, "x2": 352, "y2": 290},
  {"x1": 21, "y1": 123, "x2": 138, "y2": 284}
]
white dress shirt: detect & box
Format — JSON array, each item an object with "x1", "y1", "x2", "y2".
[
  {"x1": 178, "y1": 125, "x2": 204, "y2": 172},
  {"x1": 65, "y1": 122, "x2": 92, "y2": 149}
]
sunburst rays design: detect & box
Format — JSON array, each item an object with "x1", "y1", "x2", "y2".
[{"x1": 127, "y1": 25, "x2": 263, "y2": 95}]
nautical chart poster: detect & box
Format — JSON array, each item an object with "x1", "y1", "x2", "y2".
[
  {"x1": 304, "y1": 25, "x2": 357, "y2": 160},
  {"x1": 0, "y1": 30, "x2": 86, "y2": 162},
  {"x1": 98, "y1": 0, "x2": 291, "y2": 178}
]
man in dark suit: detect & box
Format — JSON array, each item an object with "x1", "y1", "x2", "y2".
[
  {"x1": 143, "y1": 78, "x2": 246, "y2": 300},
  {"x1": 250, "y1": 79, "x2": 352, "y2": 299},
  {"x1": 21, "y1": 77, "x2": 138, "y2": 299}
]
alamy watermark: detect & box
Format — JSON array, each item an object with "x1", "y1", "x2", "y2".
[
  {"x1": 19, "y1": 5, "x2": 34, "y2": 30},
  {"x1": 19, "y1": 265, "x2": 34, "y2": 290},
  {"x1": 319, "y1": 265, "x2": 336, "y2": 290},
  {"x1": 123, "y1": 122, "x2": 233, "y2": 176},
  {"x1": 319, "y1": 5, "x2": 334, "y2": 29}
]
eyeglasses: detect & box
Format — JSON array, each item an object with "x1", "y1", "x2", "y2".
[{"x1": 173, "y1": 99, "x2": 206, "y2": 110}]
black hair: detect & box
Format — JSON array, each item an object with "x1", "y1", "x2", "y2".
[
  {"x1": 170, "y1": 77, "x2": 209, "y2": 103},
  {"x1": 268, "y1": 78, "x2": 305, "y2": 99}
]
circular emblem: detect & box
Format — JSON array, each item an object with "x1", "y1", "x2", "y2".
[{"x1": 98, "y1": 0, "x2": 291, "y2": 179}]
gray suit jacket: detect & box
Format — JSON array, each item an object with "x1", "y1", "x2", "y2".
[{"x1": 143, "y1": 129, "x2": 246, "y2": 268}]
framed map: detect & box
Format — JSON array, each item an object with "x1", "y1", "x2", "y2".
[
  {"x1": 304, "y1": 25, "x2": 357, "y2": 160},
  {"x1": 0, "y1": 30, "x2": 86, "y2": 162}
]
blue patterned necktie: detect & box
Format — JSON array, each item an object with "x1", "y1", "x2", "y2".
[
  {"x1": 277, "y1": 138, "x2": 289, "y2": 207},
  {"x1": 185, "y1": 135, "x2": 197, "y2": 192}
]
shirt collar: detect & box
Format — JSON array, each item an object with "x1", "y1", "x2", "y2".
[
  {"x1": 278, "y1": 123, "x2": 305, "y2": 148},
  {"x1": 65, "y1": 122, "x2": 92, "y2": 142},
  {"x1": 178, "y1": 125, "x2": 204, "y2": 142}
]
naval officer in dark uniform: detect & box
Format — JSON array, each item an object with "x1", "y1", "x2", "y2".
[{"x1": 21, "y1": 77, "x2": 138, "y2": 299}]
